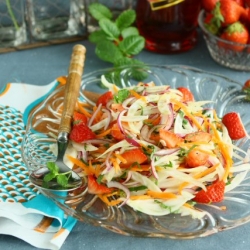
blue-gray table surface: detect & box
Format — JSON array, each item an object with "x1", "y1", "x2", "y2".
[{"x1": 0, "y1": 33, "x2": 250, "y2": 250}]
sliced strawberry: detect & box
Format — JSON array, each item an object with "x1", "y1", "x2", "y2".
[
  {"x1": 159, "y1": 129, "x2": 183, "y2": 148},
  {"x1": 88, "y1": 175, "x2": 112, "y2": 194},
  {"x1": 193, "y1": 180, "x2": 225, "y2": 203},
  {"x1": 96, "y1": 91, "x2": 113, "y2": 107},
  {"x1": 69, "y1": 123, "x2": 96, "y2": 143},
  {"x1": 73, "y1": 111, "x2": 88, "y2": 125},
  {"x1": 120, "y1": 148, "x2": 148, "y2": 168},
  {"x1": 222, "y1": 112, "x2": 247, "y2": 140},
  {"x1": 184, "y1": 131, "x2": 212, "y2": 143},
  {"x1": 177, "y1": 87, "x2": 195, "y2": 102},
  {"x1": 111, "y1": 123, "x2": 125, "y2": 141},
  {"x1": 185, "y1": 149, "x2": 209, "y2": 168}
]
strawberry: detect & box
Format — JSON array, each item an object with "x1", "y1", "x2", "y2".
[
  {"x1": 73, "y1": 111, "x2": 88, "y2": 125},
  {"x1": 184, "y1": 131, "x2": 212, "y2": 143},
  {"x1": 202, "y1": 0, "x2": 219, "y2": 11},
  {"x1": 245, "y1": 0, "x2": 250, "y2": 8},
  {"x1": 185, "y1": 148, "x2": 209, "y2": 168},
  {"x1": 88, "y1": 175, "x2": 112, "y2": 194},
  {"x1": 110, "y1": 123, "x2": 125, "y2": 141},
  {"x1": 243, "y1": 79, "x2": 250, "y2": 90},
  {"x1": 201, "y1": 0, "x2": 219, "y2": 12},
  {"x1": 219, "y1": 21, "x2": 249, "y2": 51},
  {"x1": 120, "y1": 148, "x2": 148, "y2": 168},
  {"x1": 242, "y1": 80, "x2": 250, "y2": 101},
  {"x1": 204, "y1": 12, "x2": 220, "y2": 35},
  {"x1": 96, "y1": 91, "x2": 113, "y2": 107},
  {"x1": 222, "y1": 112, "x2": 247, "y2": 140},
  {"x1": 193, "y1": 180, "x2": 225, "y2": 203},
  {"x1": 233, "y1": 0, "x2": 244, "y2": 7},
  {"x1": 159, "y1": 129, "x2": 184, "y2": 148},
  {"x1": 213, "y1": 0, "x2": 245, "y2": 26},
  {"x1": 69, "y1": 123, "x2": 96, "y2": 143},
  {"x1": 177, "y1": 87, "x2": 195, "y2": 102}
]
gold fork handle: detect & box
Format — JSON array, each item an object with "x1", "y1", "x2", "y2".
[{"x1": 59, "y1": 44, "x2": 86, "y2": 134}]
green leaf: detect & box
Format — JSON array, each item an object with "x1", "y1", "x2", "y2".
[
  {"x1": 43, "y1": 172, "x2": 56, "y2": 182},
  {"x1": 57, "y1": 174, "x2": 69, "y2": 187},
  {"x1": 118, "y1": 35, "x2": 145, "y2": 56},
  {"x1": 114, "y1": 89, "x2": 130, "y2": 103},
  {"x1": 95, "y1": 41, "x2": 123, "y2": 63},
  {"x1": 121, "y1": 27, "x2": 139, "y2": 39},
  {"x1": 88, "y1": 3, "x2": 112, "y2": 21},
  {"x1": 99, "y1": 18, "x2": 120, "y2": 40},
  {"x1": 46, "y1": 162, "x2": 59, "y2": 174},
  {"x1": 115, "y1": 9, "x2": 136, "y2": 30},
  {"x1": 114, "y1": 58, "x2": 148, "y2": 81},
  {"x1": 88, "y1": 30, "x2": 108, "y2": 44}
]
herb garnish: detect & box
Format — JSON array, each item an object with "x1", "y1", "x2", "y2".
[
  {"x1": 88, "y1": 3, "x2": 148, "y2": 83},
  {"x1": 43, "y1": 162, "x2": 71, "y2": 188}
]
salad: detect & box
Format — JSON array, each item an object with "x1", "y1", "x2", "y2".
[{"x1": 50, "y1": 76, "x2": 250, "y2": 219}]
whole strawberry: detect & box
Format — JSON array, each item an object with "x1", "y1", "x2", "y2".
[
  {"x1": 69, "y1": 123, "x2": 96, "y2": 143},
  {"x1": 193, "y1": 180, "x2": 225, "y2": 203},
  {"x1": 219, "y1": 21, "x2": 249, "y2": 51},
  {"x1": 213, "y1": 0, "x2": 245, "y2": 26},
  {"x1": 222, "y1": 112, "x2": 247, "y2": 140},
  {"x1": 202, "y1": 0, "x2": 219, "y2": 11}
]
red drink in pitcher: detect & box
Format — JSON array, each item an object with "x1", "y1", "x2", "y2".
[{"x1": 136, "y1": 0, "x2": 201, "y2": 53}]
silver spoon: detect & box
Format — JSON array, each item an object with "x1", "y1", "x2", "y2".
[{"x1": 29, "y1": 44, "x2": 86, "y2": 191}]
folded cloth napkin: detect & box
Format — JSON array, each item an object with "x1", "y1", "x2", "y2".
[{"x1": 0, "y1": 80, "x2": 77, "y2": 250}]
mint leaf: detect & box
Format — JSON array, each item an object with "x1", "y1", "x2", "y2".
[
  {"x1": 88, "y1": 3, "x2": 112, "y2": 21},
  {"x1": 115, "y1": 9, "x2": 136, "y2": 30},
  {"x1": 95, "y1": 41, "x2": 123, "y2": 63},
  {"x1": 99, "y1": 19, "x2": 120, "y2": 40},
  {"x1": 114, "y1": 89, "x2": 130, "y2": 103},
  {"x1": 121, "y1": 27, "x2": 139, "y2": 39},
  {"x1": 89, "y1": 30, "x2": 108, "y2": 44},
  {"x1": 43, "y1": 172, "x2": 56, "y2": 182},
  {"x1": 114, "y1": 58, "x2": 149, "y2": 81},
  {"x1": 46, "y1": 162, "x2": 59, "y2": 174},
  {"x1": 57, "y1": 174, "x2": 69, "y2": 187},
  {"x1": 118, "y1": 35, "x2": 145, "y2": 56}
]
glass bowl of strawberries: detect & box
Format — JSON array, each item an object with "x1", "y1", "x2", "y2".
[{"x1": 198, "y1": 0, "x2": 250, "y2": 71}]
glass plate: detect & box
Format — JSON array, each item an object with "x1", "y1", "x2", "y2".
[{"x1": 21, "y1": 65, "x2": 250, "y2": 239}]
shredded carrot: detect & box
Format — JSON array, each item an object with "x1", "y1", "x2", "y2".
[
  {"x1": 183, "y1": 202, "x2": 195, "y2": 209},
  {"x1": 114, "y1": 153, "x2": 127, "y2": 164},
  {"x1": 129, "y1": 165, "x2": 151, "y2": 172},
  {"x1": 171, "y1": 99, "x2": 203, "y2": 130},
  {"x1": 98, "y1": 194, "x2": 122, "y2": 206},
  {"x1": 178, "y1": 163, "x2": 220, "y2": 193},
  {"x1": 209, "y1": 122, "x2": 233, "y2": 181},
  {"x1": 194, "y1": 163, "x2": 220, "y2": 179},
  {"x1": 146, "y1": 190, "x2": 177, "y2": 199},
  {"x1": 56, "y1": 76, "x2": 67, "y2": 85},
  {"x1": 130, "y1": 89, "x2": 146, "y2": 102},
  {"x1": 96, "y1": 128, "x2": 111, "y2": 138},
  {"x1": 67, "y1": 155, "x2": 90, "y2": 173},
  {"x1": 110, "y1": 157, "x2": 121, "y2": 173},
  {"x1": 76, "y1": 101, "x2": 92, "y2": 118},
  {"x1": 130, "y1": 195, "x2": 151, "y2": 200}
]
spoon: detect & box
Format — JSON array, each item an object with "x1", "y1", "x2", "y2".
[{"x1": 30, "y1": 44, "x2": 86, "y2": 191}]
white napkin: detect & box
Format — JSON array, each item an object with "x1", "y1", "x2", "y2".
[{"x1": 0, "y1": 80, "x2": 77, "y2": 249}]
